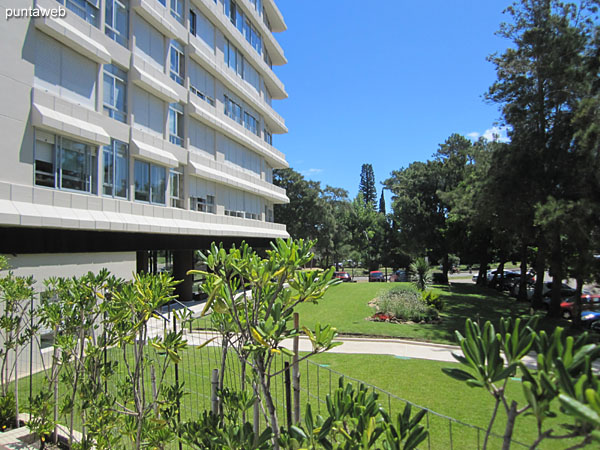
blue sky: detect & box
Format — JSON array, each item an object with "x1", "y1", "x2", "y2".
[{"x1": 273, "y1": 0, "x2": 513, "y2": 203}]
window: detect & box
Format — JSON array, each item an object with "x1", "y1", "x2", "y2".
[
  {"x1": 170, "y1": 0, "x2": 183, "y2": 24},
  {"x1": 57, "y1": 0, "x2": 100, "y2": 27},
  {"x1": 105, "y1": 0, "x2": 128, "y2": 47},
  {"x1": 103, "y1": 64, "x2": 127, "y2": 122},
  {"x1": 225, "y1": 209, "x2": 244, "y2": 218},
  {"x1": 169, "y1": 40, "x2": 185, "y2": 85},
  {"x1": 244, "y1": 111, "x2": 259, "y2": 135},
  {"x1": 35, "y1": 133, "x2": 98, "y2": 194},
  {"x1": 103, "y1": 139, "x2": 128, "y2": 198},
  {"x1": 263, "y1": 128, "x2": 272, "y2": 145},
  {"x1": 189, "y1": 10, "x2": 197, "y2": 36},
  {"x1": 191, "y1": 195, "x2": 215, "y2": 213},
  {"x1": 190, "y1": 85, "x2": 215, "y2": 106},
  {"x1": 224, "y1": 96, "x2": 242, "y2": 125},
  {"x1": 134, "y1": 160, "x2": 166, "y2": 204},
  {"x1": 224, "y1": 39, "x2": 243, "y2": 77},
  {"x1": 170, "y1": 168, "x2": 183, "y2": 208},
  {"x1": 249, "y1": 0, "x2": 262, "y2": 14},
  {"x1": 263, "y1": 48, "x2": 272, "y2": 68},
  {"x1": 265, "y1": 205, "x2": 274, "y2": 222},
  {"x1": 169, "y1": 103, "x2": 184, "y2": 146}
]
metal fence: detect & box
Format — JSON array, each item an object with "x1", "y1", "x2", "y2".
[{"x1": 9, "y1": 294, "x2": 530, "y2": 449}]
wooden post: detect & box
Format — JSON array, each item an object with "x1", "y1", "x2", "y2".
[
  {"x1": 211, "y1": 369, "x2": 219, "y2": 414},
  {"x1": 284, "y1": 362, "x2": 292, "y2": 429},
  {"x1": 292, "y1": 313, "x2": 300, "y2": 424}
]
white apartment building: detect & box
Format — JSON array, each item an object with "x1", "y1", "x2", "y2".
[{"x1": 0, "y1": 0, "x2": 290, "y2": 299}]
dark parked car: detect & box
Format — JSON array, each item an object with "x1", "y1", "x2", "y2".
[
  {"x1": 368, "y1": 271, "x2": 385, "y2": 282},
  {"x1": 334, "y1": 271, "x2": 352, "y2": 282},
  {"x1": 560, "y1": 294, "x2": 600, "y2": 319},
  {"x1": 389, "y1": 270, "x2": 408, "y2": 282}
]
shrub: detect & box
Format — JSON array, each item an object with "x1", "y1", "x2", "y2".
[
  {"x1": 422, "y1": 290, "x2": 444, "y2": 312},
  {"x1": 0, "y1": 393, "x2": 15, "y2": 432},
  {"x1": 377, "y1": 286, "x2": 439, "y2": 323},
  {"x1": 409, "y1": 258, "x2": 431, "y2": 291}
]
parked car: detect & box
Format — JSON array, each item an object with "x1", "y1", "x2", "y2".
[
  {"x1": 581, "y1": 310, "x2": 600, "y2": 328},
  {"x1": 528, "y1": 282, "x2": 577, "y2": 303},
  {"x1": 389, "y1": 269, "x2": 408, "y2": 282},
  {"x1": 334, "y1": 271, "x2": 352, "y2": 282},
  {"x1": 560, "y1": 294, "x2": 600, "y2": 319},
  {"x1": 369, "y1": 271, "x2": 386, "y2": 282}
]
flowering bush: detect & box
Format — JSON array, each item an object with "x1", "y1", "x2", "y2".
[{"x1": 374, "y1": 286, "x2": 439, "y2": 323}]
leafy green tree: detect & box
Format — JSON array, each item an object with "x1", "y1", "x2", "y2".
[
  {"x1": 191, "y1": 239, "x2": 341, "y2": 449},
  {"x1": 273, "y1": 168, "x2": 324, "y2": 243},
  {"x1": 359, "y1": 163, "x2": 377, "y2": 209},
  {"x1": 384, "y1": 134, "x2": 473, "y2": 282},
  {"x1": 444, "y1": 317, "x2": 600, "y2": 449},
  {"x1": 486, "y1": 0, "x2": 599, "y2": 316}
]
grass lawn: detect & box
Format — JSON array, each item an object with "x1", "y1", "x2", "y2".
[
  {"x1": 295, "y1": 282, "x2": 579, "y2": 345},
  {"x1": 304, "y1": 352, "x2": 581, "y2": 449}
]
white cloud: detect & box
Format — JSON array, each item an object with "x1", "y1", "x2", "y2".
[
  {"x1": 467, "y1": 126, "x2": 509, "y2": 143},
  {"x1": 482, "y1": 126, "x2": 509, "y2": 143},
  {"x1": 301, "y1": 168, "x2": 323, "y2": 176}
]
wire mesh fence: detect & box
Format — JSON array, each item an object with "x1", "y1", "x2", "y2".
[{"x1": 9, "y1": 293, "x2": 530, "y2": 449}]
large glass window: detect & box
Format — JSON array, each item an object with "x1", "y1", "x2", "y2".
[
  {"x1": 225, "y1": 39, "x2": 243, "y2": 77},
  {"x1": 103, "y1": 64, "x2": 127, "y2": 122},
  {"x1": 169, "y1": 40, "x2": 185, "y2": 85},
  {"x1": 35, "y1": 133, "x2": 97, "y2": 194},
  {"x1": 224, "y1": 96, "x2": 242, "y2": 125},
  {"x1": 170, "y1": 0, "x2": 183, "y2": 24},
  {"x1": 60, "y1": 138, "x2": 97, "y2": 193},
  {"x1": 244, "y1": 112, "x2": 259, "y2": 135},
  {"x1": 192, "y1": 195, "x2": 215, "y2": 213},
  {"x1": 168, "y1": 103, "x2": 184, "y2": 146},
  {"x1": 263, "y1": 128, "x2": 272, "y2": 145},
  {"x1": 57, "y1": 0, "x2": 100, "y2": 27},
  {"x1": 105, "y1": 0, "x2": 128, "y2": 47},
  {"x1": 134, "y1": 160, "x2": 166, "y2": 204},
  {"x1": 103, "y1": 139, "x2": 128, "y2": 198}
]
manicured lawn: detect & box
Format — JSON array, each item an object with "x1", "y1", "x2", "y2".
[
  {"x1": 295, "y1": 282, "x2": 575, "y2": 345},
  {"x1": 304, "y1": 352, "x2": 580, "y2": 449}
]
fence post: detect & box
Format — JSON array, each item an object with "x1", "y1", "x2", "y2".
[
  {"x1": 292, "y1": 313, "x2": 300, "y2": 424},
  {"x1": 173, "y1": 310, "x2": 183, "y2": 450},
  {"x1": 29, "y1": 294, "x2": 34, "y2": 408},
  {"x1": 284, "y1": 362, "x2": 291, "y2": 429},
  {"x1": 211, "y1": 369, "x2": 219, "y2": 414}
]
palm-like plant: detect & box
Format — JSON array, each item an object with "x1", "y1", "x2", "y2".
[{"x1": 410, "y1": 257, "x2": 431, "y2": 291}]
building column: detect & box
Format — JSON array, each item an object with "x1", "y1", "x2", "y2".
[
  {"x1": 136, "y1": 251, "x2": 149, "y2": 273},
  {"x1": 173, "y1": 250, "x2": 194, "y2": 301}
]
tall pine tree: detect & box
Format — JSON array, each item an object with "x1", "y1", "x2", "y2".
[
  {"x1": 379, "y1": 190, "x2": 386, "y2": 214},
  {"x1": 359, "y1": 164, "x2": 377, "y2": 209}
]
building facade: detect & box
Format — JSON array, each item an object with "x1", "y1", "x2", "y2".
[{"x1": 0, "y1": 0, "x2": 289, "y2": 298}]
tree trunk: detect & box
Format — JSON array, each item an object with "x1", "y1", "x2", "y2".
[
  {"x1": 502, "y1": 401, "x2": 518, "y2": 450},
  {"x1": 548, "y1": 242, "x2": 563, "y2": 318},
  {"x1": 441, "y1": 254, "x2": 450, "y2": 284},
  {"x1": 532, "y1": 245, "x2": 546, "y2": 310},
  {"x1": 256, "y1": 359, "x2": 280, "y2": 450},
  {"x1": 477, "y1": 253, "x2": 489, "y2": 286},
  {"x1": 517, "y1": 243, "x2": 529, "y2": 302}
]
